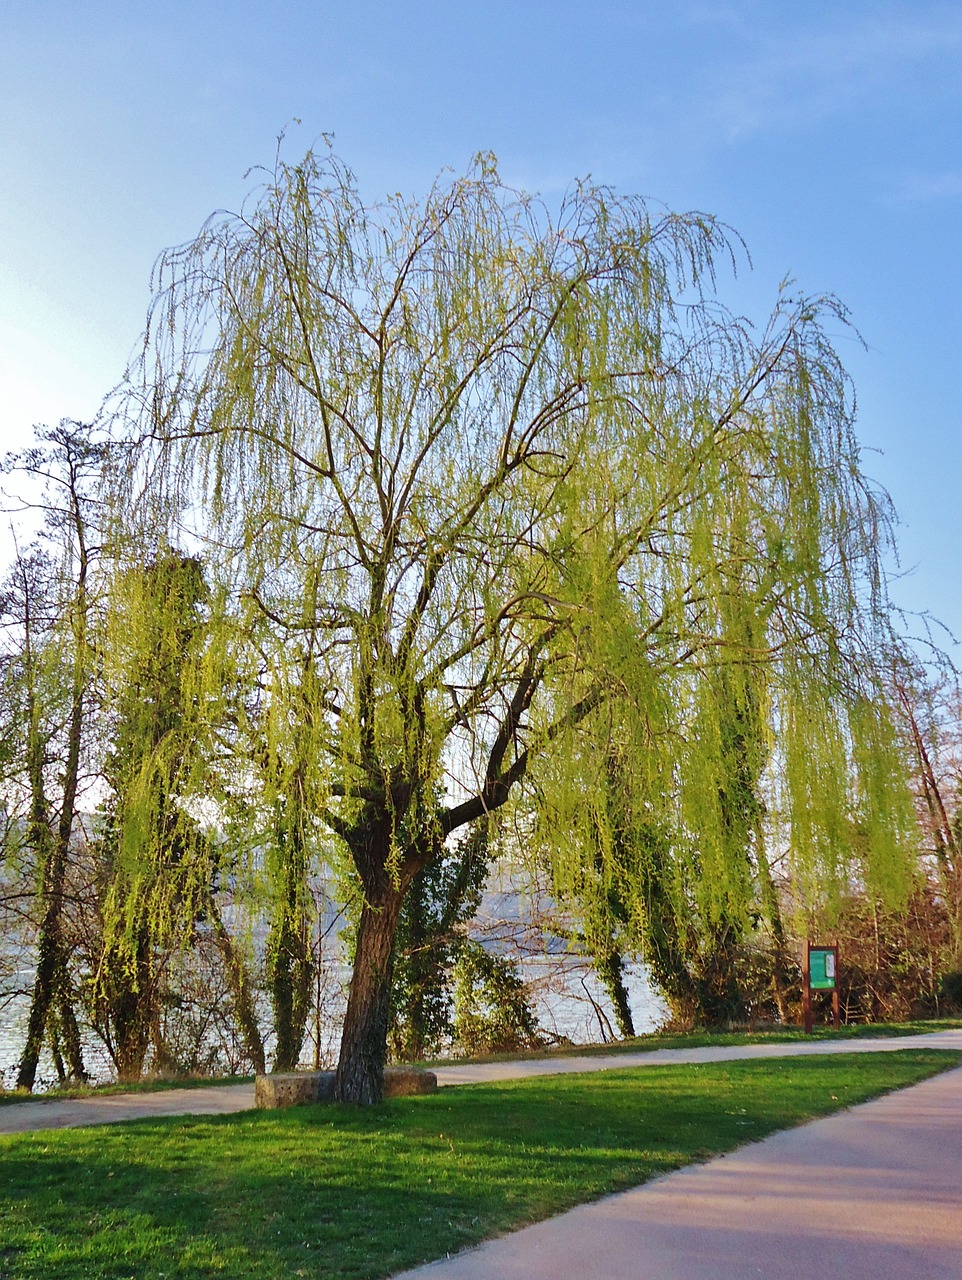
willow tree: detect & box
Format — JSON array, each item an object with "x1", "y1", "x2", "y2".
[
  {"x1": 115, "y1": 146, "x2": 913, "y2": 1102},
  {"x1": 91, "y1": 551, "x2": 223, "y2": 1079},
  {"x1": 531, "y1": 459, "x2": 914, "y2": 1028}
]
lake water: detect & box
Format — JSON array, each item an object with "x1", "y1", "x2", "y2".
[{"x1": 1, "y1": 952, "x2": 667, "y2": 1092}]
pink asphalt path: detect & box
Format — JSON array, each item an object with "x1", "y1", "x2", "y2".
[
  {"x1": 0, "y1": 1082, "x2": 254, "y2": 1134},
  {"x1": 394, "y1": 1039, "x2": 962, "y2": 1280}
]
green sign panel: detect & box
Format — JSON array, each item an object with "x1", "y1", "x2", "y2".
[{"x1": 809, "y1": 947, "x2": 837, "y2": 990}]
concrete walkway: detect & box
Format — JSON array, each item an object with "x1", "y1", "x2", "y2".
[
  {"x1": 2, "y1": 1029, "x2": 961, "y2": 1134},
  {"x1": 395, "y1": 1053, "x2": 962, "y2": 1280},
  {"x1": 431, "y1": 1027, "x2": 962, "y2": 1084},
  {"x1": 0, "y1": 1082, "x2": 254, "y2": 1134}
]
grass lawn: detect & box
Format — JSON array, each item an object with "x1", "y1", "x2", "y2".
[
  {"x1": 1, "y1": 1049, "x2": 959, "y2": 1280},
  {"x1": 3, "y1": 1018, "x2": 960, "y2": 1107}
]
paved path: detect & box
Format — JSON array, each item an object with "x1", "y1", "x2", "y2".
[
  {"x1": 2, "y1": 1030, "x2": 961, "y2": 1134},
  {"x1": 395, "y1": 1055, "x2": 962, "y2": 1280},
  {"x1": 0, "y1": 1082, "x2": 254, "y2": 1134},
  {"x1": 431, "y1": 1028, "x2": 962, "y2": 1084}
]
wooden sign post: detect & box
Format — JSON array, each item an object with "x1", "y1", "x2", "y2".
[{"x1": 804, "y1": 943, "x2": 840, "y2": 1034}]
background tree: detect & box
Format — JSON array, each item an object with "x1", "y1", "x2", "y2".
[
  {"x1": 261, "y1": 722, "x2": 315, "y2": 1073},
  {"x1": 212, "y1": 626, "x2": 325, "y2": 1074},
  {"x1": 0, "y1": 425, "x2": 105, "y2": 1091},
  {"x1": 88, "y1": 551, "x2": 254, "y2": 1079},
  {"x1": 389, "y1": 819, "x2": 490, "y2": 1061},
  {"x1": 892, "y1": 665, "x2": 962, "y2": 944},
  {"x1": 115, "y1": 146, "x2": 915, "y2": 1102}
]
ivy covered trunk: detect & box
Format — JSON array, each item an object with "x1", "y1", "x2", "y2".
[
  {"x1": 266, "y1": 883, "x2": 313, "y2": 1072},
  {"x1": 389, "y1": 825, "x2": 491, "y2": 1062},
  {"x1": 334, "y1": 885, "x2": 406, "y2": 1105},
  {"x1": 97, "y1": 927, "x2": 156, "y2": 1081},
  {"x1": 16, "y1": 755, "x2": 64, "y2": 1090},
  {"x1": 594, "y1": 947, "x2": 635, "y2": 1039},
  {"x1": 756, "y1": 835, "x2": 793, "y2": 1023},
  {"x1": 390, "y1": 872, "x2": 434, "y2": 1063},
  {"x1": 210, "y1": 903, "x2": 266, "y2": 1075},
  {"x1": 17, "y1": 524, "x2": 89, "y2": 1092},
  {"x1": 17, "y1": 851, "x2": 67, "y2": 1091}
]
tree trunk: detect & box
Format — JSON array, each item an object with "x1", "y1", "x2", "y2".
[
  {"x1": 690, "y1": 923, "x2": 745, "y2": 1025},
  {"x1": 755, "y1": 833, "x2": 792, "y2": 1023},
  {"x1": 112, "y1": 982, "x2": 154, "y2": 1081},
  {"x1": 594, "y1": 947, "x2": 635, "y2": 1038},
  {"x1": 267, "y1": 906, "x2": 312, "y2": 1072},
  {"x1": 334, "y1": 887, "x2": 405, "y2": 1104},
  {"x1": 17, "y1": 865, "x2": 64, "y2": 1090},
  {"x1": 210, "y1": 903, "x2": 267, "y2": 1075},
  {"x1": 17, "y1": 521, "x2": 89, "y2": 1092},
  {"x1": 57, "y1": 968, "x2": 86, "y2": 1082},
  {"x1": 266, "y1": 813, "x2": 313, "y2": 1073},
  {"x1": 16, "y1": 684, "x2": 64, "y2": 1091},
  {"x1": 389, "y1": 867, "x2": 435, "y2": 1063},
  {"x1": 100, "y1": 926, "x2": 155, "y2": 1081}
]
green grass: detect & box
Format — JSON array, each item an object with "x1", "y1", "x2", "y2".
[
  {"x1": 1, "y1": 1049, "x2": 959, "y2": 1280},
  {"x1": 3, "y1": 1018, "x2": 958, "y2": 1106}
]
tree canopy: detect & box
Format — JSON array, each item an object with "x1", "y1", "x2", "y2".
[{"x1": 112, "y1": 145, "x2": 914, "y2": 1101}]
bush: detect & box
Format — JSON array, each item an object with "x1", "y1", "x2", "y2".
[{"x1": 452, "y1": 942, "x2": 545, "y2": 1056}]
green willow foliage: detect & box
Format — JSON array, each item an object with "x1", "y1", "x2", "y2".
[
  {"x1": 92, "y1": 553, "x2": 218, "y2": 1077},
  {"x1": 111, "y1": 145, "x2": 914, "y2": 1098}
]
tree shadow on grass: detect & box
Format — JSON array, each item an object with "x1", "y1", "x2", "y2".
[{"x1": 1, "y1": 1053, "x2": 955, "y2": 1280}]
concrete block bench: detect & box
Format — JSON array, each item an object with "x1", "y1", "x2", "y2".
[
  {"x1": 381, "y1": 1066, "x2": 438, "y2": 1097},
  {"x1": 255, "y1": 1070, "x2": 336, "y2": 1108},
  {"x1": 255, "y1": 1066, "x2": 437, "y2": 1108}
]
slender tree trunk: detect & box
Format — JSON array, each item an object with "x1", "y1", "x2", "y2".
[
  {"x1": 895, "y1": 681, "x2": 962, "y2": 960},
  {"x1": 594, "y1": 947, "x2": 635, "y2": 1038},
  {"x1": 393, "y1": 871, "x2": 429, "y2": 1063},
  {"x1": 210, "y1": 903, "x2": 267, "y2": 1075},
  {"x1": 691, "y1": 922, "x2": 746, "y2": 1025},
  {"x1": 17, "y1": 712, "x2": 68, "y2": 1090},
  {"x1": 57, "y1": 964, "x2": 86, "y2": 1081},
  {"x1": 267, "y1": 906, "x2": 312, "y2": 1072},
  {"x1": 631, "y1": 820, "x2": 701, "y2": 1027},
  {"x1": 16, "y1": 512, "x2": 89, "y2": 1091},
  {"x1": 49, "y1": 1012, "x2": 67, "y2": 1083},
  {"x1": 266, "y1": 811, "x2": 313, "y2": 1072},
  {"x1": 21, "y1": 901, "x2": 88, "y2": 1086},
  {"x1": 17, "y1": 849, "x2": 64, "y2": 1090},
  {"x1": 755, "y1": 832, "x2": 792, "y2": 1023},
  {"x1": 334, "y1": 887, "x2": 405, "y2": 1104}
]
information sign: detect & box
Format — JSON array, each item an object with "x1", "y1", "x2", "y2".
[
  {"x1": 809, "y1": 947, "x2": 837, "y2": 990},
  {"x1": 804, "y1": 942, "x2": 840, "y2": 1033}
]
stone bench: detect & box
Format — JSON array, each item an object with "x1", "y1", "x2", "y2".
[
  {"x1": 255, "y1": 1066, "x2": 438, "y2": 1108},
  {"x1": 255, "y1": 1070, "x2": 335, "y2": 1108},
  {"x1": 381, "y1": 1066, "x2": 438, "y2": 1097}
]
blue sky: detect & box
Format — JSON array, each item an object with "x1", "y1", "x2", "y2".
[{"x1": 2, "y1": 1, "x2": 960, "y2": 643}]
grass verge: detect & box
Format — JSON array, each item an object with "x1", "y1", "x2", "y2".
[
  {"x1": 3, "y1": 1019, "x2": 960, "y2": 1106},
  {"x1": 1, "y1": 1049, "x2": 959, "y2": 1280}
]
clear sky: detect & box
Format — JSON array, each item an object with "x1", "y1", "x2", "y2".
[{"x1": 2, "y1": 1, "x2": 959, "y2": 645}]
